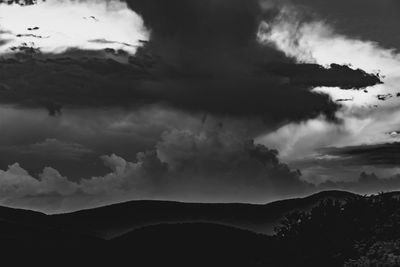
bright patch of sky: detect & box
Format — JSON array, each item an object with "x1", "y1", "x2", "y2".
[
  {"x1": 256, "y1": 6, "x2": 400, "y2": 164},
  {"x1": 0, "y1": 0, "x2": 149, "y2": 55}
]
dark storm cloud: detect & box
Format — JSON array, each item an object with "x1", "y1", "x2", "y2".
[
  {"x1": 0, "y1": 47, "x2": 380, "y2": 124},
  {"x1": 124, "y1": 0, "x2": 264, "y2": 65},
  {"x1": 264, "y1": 63, "x2": 381, "y2": 90},
  {"x1": 320, "y1": 142, "x2": 400, "y2": 166},
  {"x1": 0, "y1": 0, "x2": 381, "y2": 124}
]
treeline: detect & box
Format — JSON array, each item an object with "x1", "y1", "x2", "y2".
[{"x1": 275, "y1": 193, "x2": 400, "y2": 266}]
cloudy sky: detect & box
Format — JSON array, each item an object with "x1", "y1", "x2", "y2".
[{"x1": 0, "y1": 0, "x2": 399, "y2": 213}]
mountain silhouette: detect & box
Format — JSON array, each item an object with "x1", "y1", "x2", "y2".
[
  {"x1": 50, "y1": 190, "x2": 357, "y2": 239},
  {"x1": 0, "y1": 190, "x2": 359, "y2": 266}
]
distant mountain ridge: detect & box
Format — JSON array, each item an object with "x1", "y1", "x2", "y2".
[
  {"x1": 0, "y1": 190, "x2": 357, "y2": 239},
  {"x1": 51, "y1": 190, "x2": 356, "y2": 238}
]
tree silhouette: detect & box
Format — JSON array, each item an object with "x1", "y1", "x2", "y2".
[{"x1": 275, "y1": 193, "x2": 400, "y2": 266}]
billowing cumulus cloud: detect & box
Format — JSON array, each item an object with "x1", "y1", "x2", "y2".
[
  {"x1": 0, "y1": 126, "x2": 312, "y2": 213},
  {"x1": 0, "y1": 105, "x2": 267, "y2": 180},
  {"x1": 3, "y1": 125, "x2": 399, "y2": 213},
  {"x1": 0, "y1": 163, "x2": 77, "y2": 200},
  {"x1": 0, "y1": 108, "x2": 399, "y2": 213}
]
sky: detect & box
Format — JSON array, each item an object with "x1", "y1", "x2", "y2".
[{"x1": 0, "y1": 0, "x2": 399, "y2": 213}]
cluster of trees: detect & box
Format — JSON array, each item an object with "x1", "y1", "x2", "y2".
[{"x1": 275, "y1": 193, "x2": 400, "y2": 266}]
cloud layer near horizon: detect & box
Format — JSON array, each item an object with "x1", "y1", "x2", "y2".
[
  {"x1": 0, "y1": 126, "x2": 311, "y2": 213},
  {"x1": 3, "y1": 127, "x2": 400, "y2": 213}
]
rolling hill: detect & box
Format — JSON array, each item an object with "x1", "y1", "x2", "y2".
[{"x1": 0, "y1": 190, "x2": 359, "y2": 266}]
